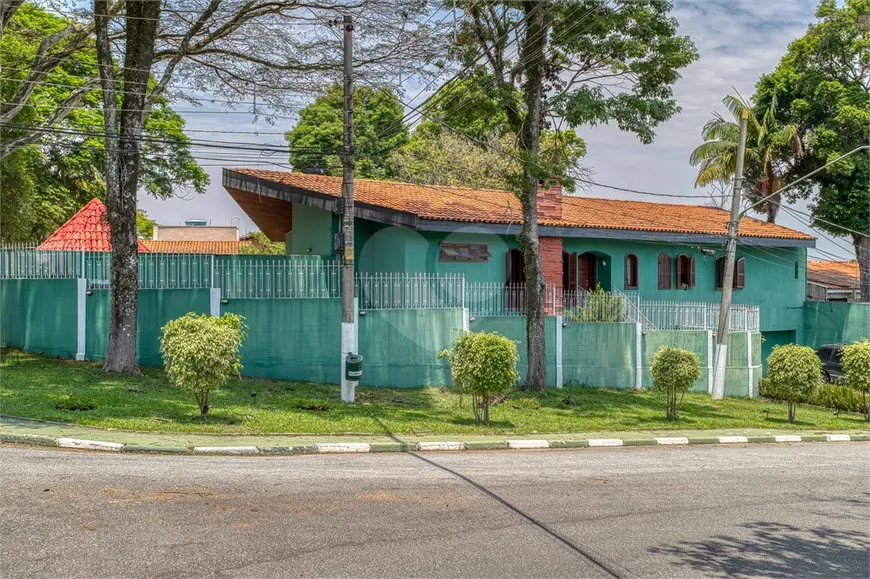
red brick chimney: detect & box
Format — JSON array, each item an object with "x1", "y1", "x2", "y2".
[{"x1": 537, "y1": 178, "x2": 562, "y2": 220}]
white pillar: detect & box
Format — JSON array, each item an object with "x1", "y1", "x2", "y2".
[
  {"x1": 462, "y1": 307, "x2": 470, "y2": 332},
  {"x1": 707, "y1": 330, "x2": 714, "y2": 395},
  {"x1": 747, "y1": 331, "x2": 754, "y2": 398},
  {"x1": 75, "y1": 278, "x2": 86, "y2": 361},
  {"x1": 209, "y1": 287, "x2": 221, "y2": 317},
  {"x1": 555, "y1": 316, "x2": 563, "y2": 389},
  {"x1": 340, "y1": 298, "x2": 359, "y2": 403},
  {"x1": 634, "y1": 323, "x2": 643, "y2": 390}
]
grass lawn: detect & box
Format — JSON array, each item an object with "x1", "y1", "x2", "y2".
[{"x1": 2, "y1": 349, "x2": 868, "y2": 435}]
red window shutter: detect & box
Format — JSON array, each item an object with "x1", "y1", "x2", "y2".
[
  {"x1": 690, "y1": 256, "x2": 696, "y2": 288},
  {"x1": 658, "y1": 254, "x2": 671, "y2": 289},
  {"x1": 578, "y1": 254, "x2": 589, "y2": 290},
  {"x1": 735, "y1": 257, "x2": 745, "y2": 289},
  {"x1": 676, "y1": 255, "x2": 684, "y2": 289},
  {"x1": 568, "y1": 252, "x2": 577, "y2": 291}
]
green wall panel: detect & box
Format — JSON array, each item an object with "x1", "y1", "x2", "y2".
[
  {"x1": 0, "y1": 279, "x2": 78, "y2": 358},
  {"x1": 803, "y1": 302, "x2": 870, "y2": 349},
  {"x1": 221, "y1": 298, "x2": 341, "y2": 383},
  {"x1": 358, "y1": 309, "x2": 463, "y2": 387},
  {"x1": 85, "y1": 289, "x2": 210, "y2": 365},
  {"x1": 641, "y1": 330, "x2": 710, "y2": 392},
  {"x1": 469, "y1": 316, "x2": 558, "y2": 387},
  {"x1": 287, "y1": 204, "x2": 337, "y2": 257},
  {"x1": 562, "y1": 323, "x2": 636, "y2": 388}
]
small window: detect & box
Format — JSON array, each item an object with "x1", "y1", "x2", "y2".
[
  {"x1": 658, "y1": 253, "x2": 672, "y2": 289},
  {"x1": 439, "y1": 242, "x2": 491, "y2": 262},
  {"x1": 624, "y1": 253, "x2": 638, "y2": 289},
  {"x1": 676, "y1": 254, "x2": 695, "y2": 289},
  {"x1": 715, "y1": 256, "x2": 745, "y2": 290}
]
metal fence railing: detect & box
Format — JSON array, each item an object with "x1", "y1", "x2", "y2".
[
  {"x1": 0, "y1": 247, "x2": 83, "y2": 279},
  {"x1": 638, "y1": 300, "x2": 760, "y2": 332},
  {"x1": 84, "y1": 252, "x2": 214, "y2": 290},
  {"x1": 216, "y1": 256, "x2": 340, "y2": 299},
  {"x1": 356, "y1": 273, "x2": 464, "y2": 309}
]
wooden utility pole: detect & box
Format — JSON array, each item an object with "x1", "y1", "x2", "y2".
[
  {"x1": 712, "y1": 108, "x2": 749, "y2": 400},
  {"x1": 340, "y1": 14, "x2": 357, "y2": 403}
]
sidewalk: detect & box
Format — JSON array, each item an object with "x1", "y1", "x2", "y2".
[{"x1": 3, "y1": 415, "x2": 869, "y2": 455}]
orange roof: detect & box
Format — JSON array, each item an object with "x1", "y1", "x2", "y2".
[
  {"x1": 807, "y1": 260, "x2": 860, "y2": 289},
  {"x1": 228, "y1": 169, "x2": 813, "y2": 241},
  {"x1": 38, "y1": 198, "x2": 150, "y2": 252},
  {"x1": 143, "y1": 240, "x2": 254, "y2": 254}
]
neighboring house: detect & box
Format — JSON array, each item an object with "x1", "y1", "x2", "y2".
[
  {"x1": 152, "y1": 223, "x2": 239, "y2": 241},
  {"x1": 37, "y1": 198, "x2": 253, "y2": 254},
  {"x1": 223, "y1": 168, "x2": 815, "y2": 355},
  {"x1": 807, "y1": 260, "x2": 861, "y2": 302}
]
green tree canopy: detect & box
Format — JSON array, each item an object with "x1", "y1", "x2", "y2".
[
  {"x1": 285, "y1": 84, "x2": 409, "y2": 179},
  {"x1": 0, "y1": 3, "x2": 208, "y2": 243},
  {"x1": 753, "y1": 0, "x2": 869, "y2": 299}
]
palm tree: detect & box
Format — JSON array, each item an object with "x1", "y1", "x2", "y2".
[{"x1": 689, "y1": 94, "x2": 803, "y2": 223}]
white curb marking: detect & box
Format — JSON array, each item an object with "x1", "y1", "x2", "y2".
[
  {"x1": 507, "y1": 439, "x2": 550, "y2": 449},
  {"x1": 588, "y1": 438, "x2": 623, "y2": 447},
  {"x1": 825, "y1": 434, "x2": 851, "y2": 442},
  {"x1": 193, "y1": 446, "x2": 259, "y2": 455},
  {"x1": 718, "y1": 436, "x2": 749, "y2": 444},
  {"x1": 655, "y1": 437, "x2": 689, "y2": 445},
  {"x1": 57, "y1": 438, "x2": 123, "y2": 452},
  {"x1": 774, "y1": 435, "x2": 802, "y2": 443},
  {"x1": 417, "y1": 441, "x2": 465, "y2": 451},
  {"x1": 315, "y1": 443, "x2": 371, "y2": 453}
]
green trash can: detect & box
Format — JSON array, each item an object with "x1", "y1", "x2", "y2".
[{"x1": 345, "y1": 354, "x2": 363, "y2": 382}]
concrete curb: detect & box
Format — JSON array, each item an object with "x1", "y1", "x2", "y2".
[{"x1": 1, "y1": 432, "x2": 865, "y2": 456}]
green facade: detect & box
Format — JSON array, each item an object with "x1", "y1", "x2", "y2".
[
  {"x1": 803, "y1": 302, "x2": 870, "y2": 348},
  {"x1": 0, "y1": 279, "x2": 78, "y2": 358},
  {"x1": 563, "y1": 323, "x2": 636, "y2": 388},
  {"x1": 469, "y1": 316, "x2": 558, "y2": 387}
]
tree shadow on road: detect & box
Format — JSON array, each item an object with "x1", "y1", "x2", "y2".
[{"x1": 648, "y1": 520, "x2": 869, "y2": 578}]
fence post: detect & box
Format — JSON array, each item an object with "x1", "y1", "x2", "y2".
[
  {"x1": 635, "y1": 323, "x2": 643, "y2": 390},
  {"x1": 555, "y1": 315, "x2": 563, "y2": 389},
  {"x1": 746, "y1": 330, "x2": 754, "y2": 398},
  {"x1": 76, "y1": 278, "x2": 87, "y2": 361},
  {"x1": 707, "y1": 330, "x2": 714, "y2": 395}
]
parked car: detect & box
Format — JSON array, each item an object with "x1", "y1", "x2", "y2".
[{"x1": 815, "y1": 344, "x2": 845, "y2": 382}]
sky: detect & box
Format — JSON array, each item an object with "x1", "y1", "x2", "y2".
[{"x1": 138, "y1": 0, "x2": 858, "y2": 262}]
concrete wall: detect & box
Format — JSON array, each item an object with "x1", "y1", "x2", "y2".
[
  {"x1": 803, "y1": 301, "x2": 870, "y2": 348},
  {"x1": 469, "y1": 316, "x2": 558, "y2": 387},
  {"x1": 0, "y1": 279, "x2": 78, "y2": 358},
  {"x1": 563, "y1": 323, "x2": 636, "y2": 388}
]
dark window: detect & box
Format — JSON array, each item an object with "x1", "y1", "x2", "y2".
[
  {"x1": 578, "y1": 252, "x2": 597, "y2": 291},
  {"x1": 439, "y1": 242, "x2": 491, "y2": 262},
  {"x1": 624, "y1": 253, "x2": 638, "y2": 290},
  {"x1": 505, "y1": 248, "x2": 525, "y2": 285},
  {"x1": 563, "y1": 251, "x2": 577, "y2": 291},
  {"x1": 715, "y1": 256, "x2": 745, "y2": 290},
  {"x1": 658, "y1": 253, "x2": 672, "y2": 290},
  {"x1": 676, "y1": 254, "x2": 695, "y2": 289}
]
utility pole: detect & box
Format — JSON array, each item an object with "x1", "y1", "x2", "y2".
[
  {"x1": 340, "y1": 14, "x2": 357, "y2": 403},
  {"x1": 712, "y1": 108, "x2": 749, "y2": 400}
]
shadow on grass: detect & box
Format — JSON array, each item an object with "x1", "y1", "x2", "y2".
[{"x1": 648, "y1": 521, "x2": 869, "y2": 578}]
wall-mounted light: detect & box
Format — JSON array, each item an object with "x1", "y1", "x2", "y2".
[
  {"x1": 359, "y1": 311, "x2": 367, "y2": 316},
  {"x1": 469, "y1": 316, "x2": 476, "y2": 322},
  {"x1": 85, "y1": 290, "x2": 93, "y2": 296},
  {"x1": 220, "y1": 299, "x2": 229, "y2": 305},
  {"x1": 602, "y1": 260, "x2": 607, "y2": 266},
  {"x1": 562, "y1": 322, "x2": 568, "y2": 328}
]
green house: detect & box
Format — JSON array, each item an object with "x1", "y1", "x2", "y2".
[{"x1": 224, "y1": 168, "x2": 815, "y2": 360}]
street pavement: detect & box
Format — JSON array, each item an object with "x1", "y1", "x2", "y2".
[{"x1": 1, "y1": 443, "x2": 868, "y2": 578}]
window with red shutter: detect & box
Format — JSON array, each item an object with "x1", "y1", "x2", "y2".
[
  {"x1": 676, "y1": 254, "x2": 692, "y2": 289},
  {"x1": 624, "y1": 253, "x2": 638, "y2": 289},
  {"x1": 735, "y1": 257, "x2": 745, "y2": 289},
  {"x1": 658, "y1": 253, "x2": 672, "y2": 289}
]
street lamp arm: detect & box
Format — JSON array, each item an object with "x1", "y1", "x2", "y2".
[{"x1": 739, "y1": 145, "x2": 870, "y2": 218}]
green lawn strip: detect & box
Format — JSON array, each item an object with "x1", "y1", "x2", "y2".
[{"x1": 3, "y1": 349, "x2": 869, "y2": 437}]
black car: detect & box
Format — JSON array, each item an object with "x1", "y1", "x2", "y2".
[{"x1": 816, "y1": 344, "x2": 844, "y2": 382}]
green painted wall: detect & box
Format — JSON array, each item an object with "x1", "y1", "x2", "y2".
[
  {"x1": 469, "y1": 316, "x2": 558, "y2": 387},
  {"x1": 641, "y1": 330, "x2": 711, "y2": 393},
  {"x1": 803, "y1": 301, "x2": 870, "y2": 348},
  {"x1": 86, "y1": 289, "x2": 210, "y2": 365},
  {"x1": 562, "y1": 322, "x2": 635, "y2": 388},
  {"x1": 358, "y1": 308, "x2": 462, "y2": 387},
  {"x1": 220, "y1": 298, "x2": 341, "y2": 383},
  {"x1": 0, "y1": 279, "x2": 78, "y2": 358},
  {"x1": 761, "y1": 330, "x2": 796, "y2": 375},
  {"x1": 286, "y1": 204, "x2": 337, "y2": 257}
]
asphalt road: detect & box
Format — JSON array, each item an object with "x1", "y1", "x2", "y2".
[{"x1": 1, "y1": 443, "x2": 868, "y2": 579}]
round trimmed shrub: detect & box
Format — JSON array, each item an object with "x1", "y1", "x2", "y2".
[
  {"x1": 651, "y1": 346, "x2": 701, "y2": 421},
  {"x1": 841, "y1": 339, "x2": 870, "y2": 421},
  {"x1": 765, "y1": 344, "x2": 821, "y2": 423},
  {"x1": 439, "y1": 331, "x2": 519, "y2": 425},
  {"x1": 160, "y1": 313, "x2": 247, "y2": 417}
]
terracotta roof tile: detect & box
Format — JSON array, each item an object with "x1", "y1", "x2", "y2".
[
  {"x1": 229, "y1": 169, "x2": 814, "y2": 241},
  {"x1": 143, "y1": 240, "x2": 254, "y2": 254},
  {"x1": 807, "y1": 260, "x2": 860, "y2": 289},
  {"x1": 38, "y1": 198, "x2": 150, "y2": 252}
]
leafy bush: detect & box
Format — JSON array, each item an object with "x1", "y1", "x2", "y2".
[
  {"x1": 565, "y1": 285, "x2": 627, "y2": 322},
  {"x1": 841, "y1": 339, "x2": 870, "y2": 421},
  {"x1": 160, "y1": 313, "x2": 247, "y2": 417},
  {"x1": 651, "y1": 346, "x2": 701, "y2": 421},
  {"x1": 765, "y1": 344, "x2": 821, "y2": 423},
  {"x1": 761, "y1": 379, "x2": 864, "y2": 413},
  {"x1": 439, "y1": 331, "x2": 519, "y2": 425}
]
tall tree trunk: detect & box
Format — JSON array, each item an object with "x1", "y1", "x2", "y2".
[
  {"x1": 856, "y1": 234, "x2": 870, "y2": 303},
  {"x1": 517, "y1": 0, "x2": 551, "y2": 391},
  {"x1": 98, "y1": 0, "x2": 161, "y2": 372}
]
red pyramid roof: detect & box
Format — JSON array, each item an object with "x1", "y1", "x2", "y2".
[{"x1": 37, "y1": 198, "x2": 150, "y2": 252}]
